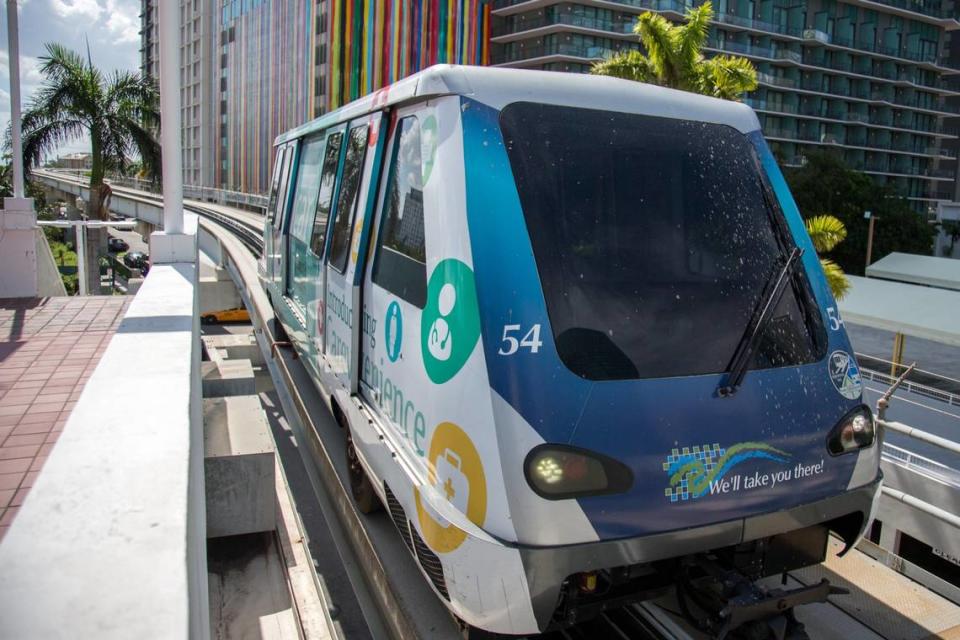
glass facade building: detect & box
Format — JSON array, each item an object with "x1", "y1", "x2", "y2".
[
  {"x1": 142, "y1": 1, "x2": 492, "y2": 194},
  {"x1": 490, "y1": 0, "x2": 960, "y2": 209}
]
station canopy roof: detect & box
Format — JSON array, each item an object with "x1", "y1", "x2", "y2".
[
  {"x1": 838, "y1": 275, "x2": 960, "y2": 346},
  {"x1": 865, "y1": 252, "x2": 960, "y2": 291}
]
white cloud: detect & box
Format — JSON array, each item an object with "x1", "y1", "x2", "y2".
[
  {"x1": 49, "y1": 0, "x2": 102, "y2": 20},
  {"x1": 104, "y1": 0, "x2": 140, "y2": 44}
]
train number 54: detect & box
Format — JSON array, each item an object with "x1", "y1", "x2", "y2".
[{"x1": 498, "y1": 324, "x2": 543, "y2": 355}]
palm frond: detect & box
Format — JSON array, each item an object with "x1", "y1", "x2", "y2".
[
  {"x1": 591, "y1": 50, "x2": 655, "y2": 83},
  {"x1": 820, "y1": 257, "x2": 850, "y2": 300},
  {"x1": 805, "y1": 214, "x2": 847, "y2": 253},
  {"x1": 635, "y1": 12, "x2": 678, "y2": 84},
  {"x1": 20, "y1": 117, "x2": 87, "y2": 171},
  {"x1": 677, "y1": 1, "x2": 712, "y2": 73},
  {"x1": 699, "y1": 55, "x2": 758, "y2": 99}
]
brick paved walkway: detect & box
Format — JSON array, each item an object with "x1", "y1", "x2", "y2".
[{"x1": 0, "y1": 296, "x2": 130, "y2": 539}]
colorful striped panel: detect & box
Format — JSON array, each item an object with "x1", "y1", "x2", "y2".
[{"x1": 326, "y1": 0, "x2": 491, "y2": 112}]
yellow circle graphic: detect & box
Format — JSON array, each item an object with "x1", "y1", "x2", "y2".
[{"x1": 414, "y1": 421, "x2": 487, "y2": 554}]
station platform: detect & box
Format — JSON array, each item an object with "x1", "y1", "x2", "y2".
[{"x1": 0, "y1": 296, "x2": 129, "y2": 539}]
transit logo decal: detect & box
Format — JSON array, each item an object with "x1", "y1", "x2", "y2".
[
  {"x1": 828, "y1": 350, "x2": 862, "y2": 400},
  {"x1": 663, "y1": 442, "x2": 792, "y2": 502},
  {"x1": 422, "y1": 259, "x2": 481, "y2": 384}
]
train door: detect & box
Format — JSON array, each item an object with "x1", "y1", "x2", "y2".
[
  {"x1": 266, "y1": 143, "x2": 297, "y2": 293},
  {"x1": 323, "y1": 114, "x2": 383, "y2": 387},
  {"x1": 285, "y1": 133, "x2": 326, "y2": 319},
  {"x1": 262, "y1": 145, "x2": 286, "y2": 284},
  {"x1": 303, "y1": 127, "x2": 345, "y2": 360},
  {"x1": 358, "y1": 109, "x2": 429, "y2": 456},
  {"x1": 261, "y1": 146, "x2": 282, "y2": 278}
]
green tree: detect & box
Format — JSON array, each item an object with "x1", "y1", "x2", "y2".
[
  {"x1": 590, "y1": 2, "x2": 757, "y2": 100},
  {"x1": 785, "y1": 151, "x2": 936, "y2": 277},
  {"x1": 805, "y1": 215, "x2": 850, "y2": 300},
  {"x1": 940, "y1": 220, "x2": 960, "y2": 257},
  {"x1": 17, "y1": 43, "x2": 160, "y2": 294}
]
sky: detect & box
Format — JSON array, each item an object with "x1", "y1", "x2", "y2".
[{"x1": 0, "y1": 0, "x2": 141, "y2": 158}]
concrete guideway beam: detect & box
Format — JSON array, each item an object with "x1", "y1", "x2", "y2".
[{"x1": 0, "y1": 223, "x2": 210, "y2": 639}]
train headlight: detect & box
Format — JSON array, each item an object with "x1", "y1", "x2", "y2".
[
  {"x1": 525, "y1": 445, "x2": 633, "y2": 499},
  {"x1": 827, "y1": 405, "x2": 875, "y2": 456}
]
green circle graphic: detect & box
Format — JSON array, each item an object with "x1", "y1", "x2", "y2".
[{"x1": 421, "y1": 259, "x2": 481, "y2": 384}]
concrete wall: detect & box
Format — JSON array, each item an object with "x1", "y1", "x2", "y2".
[{"x1": 0, "y1": 230, "x2": 209, "y2": 638}]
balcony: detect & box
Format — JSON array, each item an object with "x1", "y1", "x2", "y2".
[
  {"x1": 495, "y1": 12, "x2": 637, "y2": 38},
  {"x1": 711, "y1": 39, "x2": 776, "y2": 58},
  {"x1": 744, "y1": 98, "x2": 798, "y2": 113},
  {"x1": 496, "y1": 42, "x2": 617, "y2": 63},
  {"x1": 862, "y1": 0, "x2": 954, "y2": 20},
  {"x1": 713, "y1": 12, "x2": 803, "y2": 37},
  {"x1": 757, "y1": 71, "x2": 798, "y2": 88},
  {"x1": 803, "y1": 29, "x2": 831, "y2": 44},
  {"x1": 764, "y1": 126, "x2": 798, "y2": 138}
]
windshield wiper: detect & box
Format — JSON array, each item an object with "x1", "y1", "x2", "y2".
[{"x1": 717, "y1": 246, "x2": 804, "y2": 398}]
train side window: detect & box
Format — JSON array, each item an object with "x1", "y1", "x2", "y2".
[
  {"x1": 275, "y1": 147, "x2": 295, "y2": 230},
  {"x1": 310, "y1": 131, "x2": 344, "y2": 257},
  {"x1": 327, "y1": 124, "x2": 369, "y2": 273},
  {"x1": 288, "y1": 135, "x2": 325, "y2": 246},
  {"x1": 371, "y1": 117, "x2": 426, "y2": 309},
  {"x1": 266, "y1": 146, "x2": 285, "y2": 223}
]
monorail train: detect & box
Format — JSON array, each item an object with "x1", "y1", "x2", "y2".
[{"x1": 260, "y1": 65, "x2": 881, "y2": 637}]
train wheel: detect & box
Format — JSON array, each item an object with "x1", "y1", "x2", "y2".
[{"x1": 346, "y1": 434, "x2": 381, "y2": 514}]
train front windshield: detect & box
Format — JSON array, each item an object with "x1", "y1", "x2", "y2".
[{"x1": 500, "y1": 103, "x2": 825, "y2": 381}]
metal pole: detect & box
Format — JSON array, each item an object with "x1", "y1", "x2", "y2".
[
  {"x1": 891, "y1": 332, "x2": 905, "y2": 377},
  {"x1": 158, "y1": 0, "x2": 183, "y2": 234},
  {"x1": 865, "y1": 215, "x2": 876, "y2": 270},
  {"x1": 76, "y1": 223, "x2": 88, "y2": 296},
  {"x1": 6, "y1": 0, "x2": 25, "y2": 198}
]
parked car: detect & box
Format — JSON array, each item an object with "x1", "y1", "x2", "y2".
[
  {"x1": 123, "y1": 250, "x2": 149, "y2": 271},
  {"x1": 108, "y1": 237, "x2": 129, "y2": 252},
  {"x1": 200, "y1": 308, "x2": 250, "y2": 324}
]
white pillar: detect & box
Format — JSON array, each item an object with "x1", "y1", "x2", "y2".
[
  {"x1": 150, "y1": 0, "x2": 195, "y2": 265},
  {"x1": 158, "y1": 0, "x2": 183, "y2": 234},
  {"x1": 6, "y1": 0, "x2": 24, "y2": 199},
  {"x1": 0, "y1": 0, "x2": 38, "y2": 298}
]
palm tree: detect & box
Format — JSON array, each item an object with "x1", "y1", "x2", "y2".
[
  {"x1": 805, "y1": 215, "x2": 851, "y2": 300},
  {"x1": 591, "y1": 2, "x2": 758, "y2": 101},
  {"x1": 19, "y1": 43, "x2": 160, "y2": 294}
]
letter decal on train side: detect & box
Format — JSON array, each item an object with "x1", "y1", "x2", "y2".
[
  {"x1": 421, "y1": 259, "x2": 481, "y2": 384},
  {"x1": 414, "y1": 421, "x2": 487, "y2": 553},
  {"x1": 385, "y1": 301, "x2": 402, "y2": 362}
]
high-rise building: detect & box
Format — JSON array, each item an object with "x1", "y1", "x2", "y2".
[
  {"x1": 490, "y1": 0, "x2": 960, "y2": 210},
  {"x1": 141, "y1": 1, "x2": 493, "y2": 195},
  {"x1": 215, "y1": 1, "x2": 324, "y2": 194},
  {"x1": 139, "y1": 0, "x2": 217, "y2": 189}
]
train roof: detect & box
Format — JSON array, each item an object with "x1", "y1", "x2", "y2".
[{"x1": 274, "y1": 65, "x2": 761, "y2": 146}]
